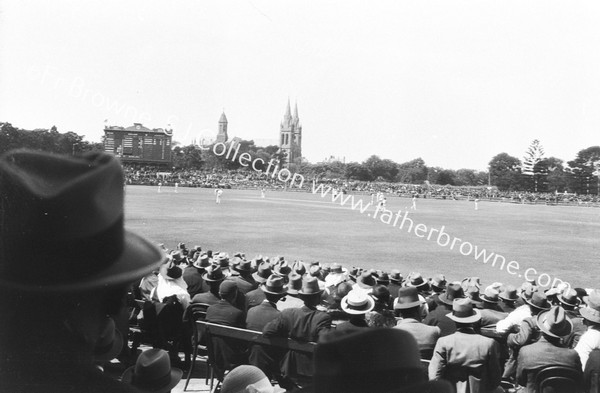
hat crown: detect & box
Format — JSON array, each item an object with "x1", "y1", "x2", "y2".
[
  {"x1": 528, "y1": 291, "x2": 551, "y2": 310},
  {"x1": 300, "y1": 276, "x2": 322, "y2": 295},
  {"x1": 204, "y1": 265, "x2": 225, "y2": 281},
  {"x1": 263, "y1": 275, "x2": 287, "y2": 294},
  {"x1": 538, "y1": 306, "x2": 573, "y2": 337},
  {"x1": 483, "y1": 287, "x2": 500, "y2": 302},
  {"x1": 221, "y1": 365, "x2": 269, "y2": 393},
  {"x1": 452, "y1": 298, "x2": 478, "y2": 319},
  {"x1": 288, "y1": 273, "x2": 303, "y2": 290},
  {"x1": 397, "y1": 287, "x2": 419, "y2": 304},
  {"x1": 133, "y1": 349, "x2": 172, "y2": 388}
]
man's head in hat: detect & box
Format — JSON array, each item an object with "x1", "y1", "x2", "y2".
[
  {"x1": 446, "y1": 298, "x2": 482, "y2": 328},
  {"x1": 261, "y1": 275, "x2": 288, "y2": 303},
  {"x1": 394, "y1": 286, "x2": 425, "y2": 320},
  {"x1": 298, "y1": 276, "x2": 325, "y2": 307},
  {"x1": 536, "y1": 306, "x2": 573, "y2": 344},
  {"x1": 0, "y1": 149, "x2": 163, "y2": 387}
]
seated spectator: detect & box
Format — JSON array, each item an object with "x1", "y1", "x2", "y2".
[
  {"x1": 138, "y1": 270, "x2": 159, "y2": 301},
  {"x1": 324, "y1": 281, "x2": 353, "y2": 325},
  {"x1": 263, "y1": 276, "x2": 332, "y2": 386},
  {"x1": 427, "y1": 274, "x2": 447, "y2": 312},
  {"x1": 336, "y1": 289, "x2": 375, "y2": 332},
  {"x1": 314, "y1": 328, "x2": 453, "y2": 393},
  {"x1": 388, "y1": 269, "x2": 403, "y2": 302},
  {"x1": 517, "y1": 306, "x2": 582, "y2": 392},
  {"x1": 429, "y1": 298, "x2": 502, "y2": 393},
  {"x1": 245, "y1": 262, "x2": 273, "y2": 310},
  {"x1": 276, "y1": 272, "x2": 306, "y2": 311},
  {"x1": 479, "y1": 287, "x2": 508, "y2": 328},
  {"x1": 190, "y1": 264, "x2": 226, "y2": 306},
  {"x1": 152, "y1": 261, "x2": 191, "y2": 309},
  {"x1": 182, "y1": 253, "x2": 210, "y2": 298},
  {"x1": 229, "y1": 258, "x2": 259, "y2": 295},
  {"x1": 424, "y1": 282, "x2": 466, "y2": 337},
  {"x1": 121, "y1": 348, "x2": 183, "y2": 393},
  {"x1": 394, "y1": 286, "x2": 440, "y2": 360},
  {"x1": 0, "y1": 149, "x2": 163, "y2": 393},
  {"x1": 221, "y1": 365, "x2": 285, "y2": 393},
  {"x1": 575, "y1": 291, "x2": 600, "y2": 370},
  {"x1": 498, "y1": 285, "x2": 519, "y2": 313},
  {"x1": 558, "y1": 288, "x2": 587, "y2": 348}
]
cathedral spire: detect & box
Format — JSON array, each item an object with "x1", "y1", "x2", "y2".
[
  {"x1": 293, "y1": 101, "x2": 299, "y2": 121},
  {"x1": 284, "y1": 98, "x2": 292, "y2": 120}
]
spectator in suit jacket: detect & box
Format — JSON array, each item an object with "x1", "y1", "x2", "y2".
[
  {"x1": 575, "y1": 291, "x2": 600, "y2": 370},
  {"x1": 387, "y1": 269, "x2": 403, "y2": 303},
  {"x1": 517, "y1": 306, "x2": 582, "y2": 392},
  {"x1": 228, "y1": 258, "x2": 259, "y2": 295},
  {"x1": 244, "y1": 262, "x2": 273, "y2": 310},
  {"x1": 429, "y1": 298, "x2": 502, "y2": 393},
  {"x1": 335, "y1": 289, "x2": 375, "y2": 332},
  {"x1": 498, "y1": 285, "x2": 519, "y2": 313},
  {"x1": 558, "y1": 288, "x2": 587, "y2": 349},
  {"x1": 190, "y1": 264, "x2": 225, "y2": 306},
  {"x1": 0, "y1": 149, "x2": 164, "y2": 393},
  {"x1": 479, "y1": 287, "x2": 508, "y2": 328},
  {"x1": 246, "y1": 275, "x2": 288, "y2": 382},
  {"x1": 263, "y1": 276, "x2": 332, "y2": 387},
  {"x1": 182, "y1": 253, "x2": 210, "y2": 298},
  {"x1": 424, "y1": 283, "x2": 466, "y2": 337},
  {"x1": 394, "y1": 286, "x2": 440, "y2": 360}
]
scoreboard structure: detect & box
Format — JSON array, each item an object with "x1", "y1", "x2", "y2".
[{"x1": 104, "y1": 123, "x2": 173, "y2": 164}]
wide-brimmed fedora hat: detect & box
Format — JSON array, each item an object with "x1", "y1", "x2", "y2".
[
  {"x1": 286, "y1": 273, "x2": 303, "y2": 296},
  {"x1": 330, "y1": 263, "x2": 348, "y2": 275},
  {"x1": 389, "y1": 269, "x2": 403, "y2": 284},
  {"x1": 202, "y1": 264, "x2": 226, "y2": 282},
  {"x1": 0, "y1": 150, "x2": 163, "y2": 292},
  {"x1": 580, "y1": 292, "x2": 600, "y2": 324},
  {"x1": 446, "y1": 298, "x2": 481, "y2": 324},
  {"x1": 376, "y1": 272, "x2": 390, "y2": 285},
  {"x1": 193, "y1": 253, "x2": 210, "y2": 269},
  {"x1": 407, "y1": 272, "x2": 430, "y2": 289},
  {"x1": 394, "y1": 286, "x2": 424, "y2": 310},
  {"x1": 233, "y1": 258, "x2": 254, "y2": 273},
  {"x1": 292, "y1": 260, "x2": 307, "y2": 276},
  {"x1": 431, "y1": 274, "x2": 447, "y2": 291},
  {"x1": 499, "y1": 285, "x2": 519, "y2": 302},
  {"x1": 252, "y1": 262, "x2": 272, "y2": 283},
  {"x1": 526, "y1": 290, "x2": 551, "y2": 311},
  {"x1": 439, "y1": 283, "x2": 466, "y2": 306},
  {"x1": 558, "y1": 289, "x2": 581, "y2": 308},
  {"x1": 481, "y1": 287, "x2": 500, "y2": 304},
  {"x1": 216, "y1": 252, "x2": 229, "y2": 269},
  {"x1": 122, "y1": 348, "x2": 182, "y2": 393},
  {"x1": 356, "y1": 271, "x2": 376, "y2": 289},
  {"x1": 273, "y1": 261, "x2": 292, "y2": 277},
  {"x1": 341, "y1": 289, "x2": 375, "y2": 315},
  {"x1": 297, "y1": 276, "x2": 324, "y2": 298},
  {"x1": 313, "y1": 328, "x2": 453, "y2": 393},
  {"x1": 93, "y1": 317, "x2": 123, "y2": 362},
  {"x1": 536, "y1": 306, "x2": 573, "y2": 338},
  {"x1": 261, "y1": 275, "x2": 288, "y2": 296}
]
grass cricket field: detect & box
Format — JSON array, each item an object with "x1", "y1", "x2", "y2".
[{"x1": 125, "y1": 185, "x2": 600, "y2": 290}]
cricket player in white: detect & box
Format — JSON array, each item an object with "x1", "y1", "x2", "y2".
[{"x1": 215, "y1": 188, "x2": 223, "y2": 204}]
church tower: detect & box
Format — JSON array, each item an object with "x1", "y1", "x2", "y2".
[
  {"x1": 216, "y1": 111, "x2": 228, "y2": 143},
  {"x1": 279, "y1": 99, "x2": 302, "y2": 168}
]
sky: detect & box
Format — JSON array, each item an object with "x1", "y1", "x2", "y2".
[{"x1": 1, "y1": 0, "x2": 599, "y2": 170}]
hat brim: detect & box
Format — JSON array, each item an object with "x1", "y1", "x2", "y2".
[
  {"x1": 297, "y1": 289, "x2": 324, "y2": 298},
  {"x1": 94, "y1": 328, "x2": 124, "y2": 362},
  {"x1": 580, "y1": 307, "x2": 600, "y2": 324},
  {"x1": 261, "y1": 284, "x2": 288, "y2": 296},
  {"x1": 394, "y1": 299, "x2": 423, "y2": 310},
  {"x1": 122, "y1": 366, "x2": 183, "y2": 393},
  {"x1": 252, "y1": 273, "x2": 269, "y2": 283},
  {"x1": 0, "y1": 231, "x2": 163, "y2": 293},
  {"x1": 526, "y1": 298, "x2": 551, "y2": 311},
  {"x1": 499, "y1": 294, "x2": 519, "y2": 301},
  {"x1": 481, "y1": 296, "x2": 499, "y2": 304},
  {"x1": 341, "y1": 296, "x2": 375, "y2": 315},
  {"x1": 446, "y1": 309, "x2": 481, "y2": 324},
  {"x1": 558, "y1": 296, "x2": 581, "y2": 308},
  {"x1": 536, "y1": 310, "x2": 573, "y2": 338}
]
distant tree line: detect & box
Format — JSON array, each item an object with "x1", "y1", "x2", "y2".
[{"x1": 2, "y1": 123, "x2": 598, "y2": 194}]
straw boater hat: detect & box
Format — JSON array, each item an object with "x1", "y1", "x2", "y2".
[
  {"x1": 261, "y1": 275, "x2": 288, "y2": 296},
  {"x1": 122, "y1": 348, "x2": 182, "y2": 393},
  {"x1": 0, "y1": 150, "x2": 163, "y2": 292},
  {"x1": 446, "y1": 298, "x2": 481, "y2": 324},
  {"x1": 394, "y1": 286, "x2": 424, "y2": 310},
  {"x1": 536, "y1": 306, "x2": 573, "y2": 338},
  {"x1": 580, "y1": 292, "x2": 600, "y2": 324},
  {"x1": 341, "y1": 290, "x2": 375, "y2": 315}
]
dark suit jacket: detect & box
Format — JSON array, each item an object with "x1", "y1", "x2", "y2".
[
  {"x1": 395, "y1": 318, "x2": 440, "y2": 360},
  {"x1": 206, "y1": 300, "x2": 245, "y2": 327},
  {"x1": 429, "y1": 328, "x2": 501, "y2": 393},
  {"x1": 517, "y1": 336, "x2": 582, "y2": 393},
  {"x1": 191, "y1": 291, "x2": 220, "y2": 306},
  {"x1": 245, "y1": 287, "x2": 267, "y2": 310},
  {"x1": 263, "y1": 305, "x2": 332, "y2": 378},
  {"x1": 229, "y1": 275, "x2": 259, "y2": 295},
  {"x1": 205, "y1": 300, "x2": 246, "y2": 375},
  {"x1": 182, "y1": 267, "x2": 210, "y2": 298},
  {"x1": 424, "y1": 304, "x2": 456, "y2": 337},
  {"x1": 246, "y1": 301, "x2": 280, "y2": 331},
  {"x1": 480, "y1": 308, "x2": 508, "y2": 329}
]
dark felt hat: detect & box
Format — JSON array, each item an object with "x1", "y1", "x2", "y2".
[
  {"x1": 446, "y1": 298, "x2": 481, "y2": 324},
  {"x1": 0, "y1": 149, "x2": 163, "y2": 292},
  {"x1": 439, "y1": 283, "x2": 466, "y2": 306},
  {"x1": 536, "y1": 306, "x2": 573, "y2": 338},
  {"x1": 122, "y1": 349, "x2": 182, "y2": 393}
]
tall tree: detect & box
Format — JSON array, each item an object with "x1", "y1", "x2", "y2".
[
  {"x1": 521, "y1": 139, "x2": 546, "y2": 191},
  {"x1": 567, "y1": 146, "x2": 600, "y2": 195},
  {"x1": 489, "y1": 153, "x2": 521, "y2": 191}
]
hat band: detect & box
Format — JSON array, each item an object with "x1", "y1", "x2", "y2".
[
  {"x1": 265, "y1": 284, "x2": 284, "y2": 293},
  {"x1": 346, "y1": 301, "x2": 369, "y2": 311},
  {"x1": 8, "y1": 216, "x2": 124, "y2": 285},
  {"x1": 133, "y1": 369, "x2": 171, "y2": 389}
]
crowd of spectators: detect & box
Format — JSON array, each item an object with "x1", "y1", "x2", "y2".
[
  {"x1": 123, "y1": 163, "x2": 600, "y2": 206},
  {"x1": 127, "y1": 242, "x2": 600, "y2": 392}
]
